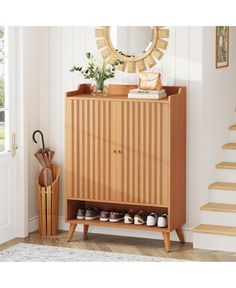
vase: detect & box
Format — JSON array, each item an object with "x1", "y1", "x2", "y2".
[{"x1": 91, "y1": 80, "x2": 109, "y2": 97}]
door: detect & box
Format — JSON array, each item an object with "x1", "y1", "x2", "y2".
[
  {"x1": 116, "y1": 101, "x2": 170, "y2": 206},
  {"x1": 0, "y1": 27, "x2": 18, "y2": 244},
  {"x1": 65, "y1": 99, "x2": 117, "y2": 202}
]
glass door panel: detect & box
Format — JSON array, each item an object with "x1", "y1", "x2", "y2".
[
  {"x1": 0, "y1": 26, "x2": 8, "y2": 153},
  {"x1": 0, "y1": 110, "x2": 5, "y2": 152}
]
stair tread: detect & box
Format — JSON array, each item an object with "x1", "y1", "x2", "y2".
[
  {"x1": 216, "y1": 162, "x2": 236, "y2": 169},
  {"x1": 209, "y1": 181, "x2": 236, "y2": 191},
  {"x1": 201, "y1": 202, "x2": 236, "y2": 212},
  {"x1": 193, "y1": 224, "x2": 236, "y2": 236},
  {"x1": 229, "y1": 124, "x2": 236, "y2": 130},
  {"x1": 223, "y1": 143, "x2": 236, "y2": 149}
]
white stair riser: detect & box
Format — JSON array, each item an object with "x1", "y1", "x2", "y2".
[
  {"x1": 209, "y1": 189, "x2": 236, "y2": 204},
  {"x1": 201, "y1": 210, "x2": 236, "y2": 226},
  {"x1": 226, "y1": 131, "x2": 236, "y2": 142},
  {"x1": 193, "y1": 232, "x2": 236, "y2": 252},
  {"x1": 221, "y1": 150, "x2": 236, "y2": 162},
  {"x1": 215, "y1": 169, "x2": 236, "y2": 182}
]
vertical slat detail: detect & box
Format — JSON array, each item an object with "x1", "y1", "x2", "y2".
[
  {"x1": 137, "y1": 103, "x2": 141, "y2": 204},
  {"x1": 105, "y1": 101, "x2": 109, "y2": 201},
  {"x1": 41, "y1": 188, "x2": 47, "y2": 236},
  {"x1": 94, "y1": 101, "x2": 99, "y2": 200},
  {"x1": 99, "y1": 101, "x2": 104, "y2": 200},
  {"x1": 46, "y1": 187, "x2": 52, "y2": 236},
  {"x1": 128, "y1": 102, "x2": 133, "y2": 203},
  {"x1": 155, "y1": 104, "x2": 161, "y2": 204},
  {"x1": 88, "y1": 100, "x2": 94, "y2": 199},
  {"x1": 116, "y1": 102, "x2": 122, "y2": 202},
  {"x1": 150, "y1": 103, "x2": 155, "y2": 204},
  {"x1": 73, "y1": 100, "x2": 78, "y2": 198},
  {"x1": 126, "y1": 102, "x2": 130, "y2": 203},
  {"x1": 83, "y1": 100, "x2": 88, "y2": 199},
  {"x1": 122, "y1": 102, "x2": 128, "y2": 203},
  {"x1": 145, "y1": 103, "x2": 150, "y2": 204},
  {"x1": 139, "y1": 102, "x2": 144, "y2": 204},
  {"x1": 87, "y1": 101, "x2": 91, "y2": 199},
  {"x1": 143, "y1": 103, "x2": 146, "y2": 204},
  {"x1": 78, "y1": 100, "x2": 83, "y2": 198},
  {"x1": 134, "y1": 102, "x2": 139, "y2": 203},
  {"x1": 110, "y1": 102, "x2": 117, "y2": 201}
]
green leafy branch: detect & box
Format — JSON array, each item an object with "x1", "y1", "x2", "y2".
[
  {"x1": 0, "y1": 26, "x2": 4, "y2": 65},
  {"x1": 70, "y1": 52, "x2": 124, "y2": 82}
]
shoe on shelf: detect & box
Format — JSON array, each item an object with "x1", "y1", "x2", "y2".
[
  {"x1": 109, "y1": 210, "x2": 126, "y2": 223},
  {"x1": 134, "y1": 210, "x2": 148, "y2": 225},
  {"x1": 157, "y1": 214, "x2": 168, "y2": 227},
  {"x1": 124, "y1": 209, "x2": 135, "y2": 224},
  {"x1": 146, "y1": 213, "x2": 158, "y2": 227},
  {"x1": 100, "y1": 210, "x2": 113, "y2": 222},
  {"x1": 85, "y1": 208, "x2": 101, "y2": 220},
  {"x1": 77, "y1": 207, "x2": 86, "y2": 220}
]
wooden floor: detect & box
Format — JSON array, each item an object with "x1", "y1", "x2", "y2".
[{"x1": 1, "y1": 230, "x2": 236, "y2": 261}]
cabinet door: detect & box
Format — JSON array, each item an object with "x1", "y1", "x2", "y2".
[
  {"x1": 65, "y1": 99, "x2": 117, "y2": 202},
  {"x1": 116, "y1": 101, "x2": 170, "y2": 206}
]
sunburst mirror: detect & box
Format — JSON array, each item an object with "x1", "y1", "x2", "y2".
[{"x1": 95, "y1": 26, "x2": 169, "y2": 73}]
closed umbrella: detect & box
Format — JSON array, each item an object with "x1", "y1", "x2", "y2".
[{"x1": 33, "y1": 130, "x2": 55, "y2": 187}]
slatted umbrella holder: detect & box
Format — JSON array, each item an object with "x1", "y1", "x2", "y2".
[{"x1": 36, "y1": 164, "x2": 60, "y2": 236}]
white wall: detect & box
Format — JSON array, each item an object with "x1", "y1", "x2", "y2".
[
  {"x1": 22, "y1": 27, "x2": 41, "y2": 222},
  {"x1": 202, "y1": 27, "x2": 236, "y2": 192},
  {"x1": 26, "y1": 26, "x2": 236, "y2": 242}
]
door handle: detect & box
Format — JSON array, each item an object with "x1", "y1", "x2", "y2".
[{"x1": 8, "y1": 132, "x2": 18, "y2": 157}]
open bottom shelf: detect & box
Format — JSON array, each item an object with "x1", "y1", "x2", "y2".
[{"x1": 67, "y1": 218, "x2": 169, "y2": 232}]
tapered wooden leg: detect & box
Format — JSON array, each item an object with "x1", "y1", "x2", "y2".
[
  {"x1": 175, "y1": 227, "x2": 184, "y2": 243},
  {"x1": 162, "y1": 232, "x2": 171, "y2": 252},
  {"x1": 84, "y1": 224, "x2": 89, "y2": 235},
  {"x1": 67, "y1": 223, "x2": 77, "y2": 242}
]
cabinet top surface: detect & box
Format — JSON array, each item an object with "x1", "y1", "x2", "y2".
[
  {"x1": 67, "y1": 93, "x2": 170, "y2": 103},
  {"x1": 66, "y1": 84, "x2": 186, "y2": 103}
]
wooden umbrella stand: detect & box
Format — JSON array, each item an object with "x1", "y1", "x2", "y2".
[{"x1": 37, "y1": 164, "x2": 60, "y2": 236}]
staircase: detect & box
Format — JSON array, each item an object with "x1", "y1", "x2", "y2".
[{"x1": 193, "y1": 117, "x2": 236, "y2": 252}]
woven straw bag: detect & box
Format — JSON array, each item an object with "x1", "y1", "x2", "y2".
[{"x1": 138, "y1": 72, "x2": 162, "y2": 91}]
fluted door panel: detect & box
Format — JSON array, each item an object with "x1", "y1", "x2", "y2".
[
  {"x1": 65, "y1": 99, "x2": 117, "y2": 201},
  {"x1": 116, "y1": 101, "x2": 170, "y2": 206}
]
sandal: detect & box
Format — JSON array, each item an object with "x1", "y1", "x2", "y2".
[
  {"x1": 124, "y1": 209, "x2": 135, "y2": 224},
  {"x1": 134, "y1": 210, "x2": 148, "y2": 225}
]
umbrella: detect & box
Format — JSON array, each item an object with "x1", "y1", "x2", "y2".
[{"x1": 33, "y1": 130, "x2": 55, "y2": 188}]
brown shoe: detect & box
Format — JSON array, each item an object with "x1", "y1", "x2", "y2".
[
  {"x1": 109, "y1": 210, "x2": 126, "y2": 223},
  {"x1": 124, "y1": 209, "x2": 135, "y2": 224},
  {"x1": 85, "y1": 208, "x2": 100, "y2": 220},
  {"x1": 77, "y1": 207, "x2": 86, "y2": 220},
  {"x1": 100, "y1": 211, "x2": 110, "y2": 222},
  {"x1": 134, "y1": 210, "x2": 148, "y2": 225}
]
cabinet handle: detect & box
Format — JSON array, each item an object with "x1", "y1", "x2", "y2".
[
  {"x1": 114, "y1": 149, "x2": 117, "y2": 153},
  {"x1": 118, "y1": 150, "x2": 122, "y2": 154}
]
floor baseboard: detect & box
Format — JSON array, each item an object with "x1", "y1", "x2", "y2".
[{"x1": 28, "y1": 216, "x2": 39, "y2": 233}]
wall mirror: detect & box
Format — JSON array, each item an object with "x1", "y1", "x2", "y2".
[{"x1": 95, "y1": 26, "x2": 169, "y2": 73}]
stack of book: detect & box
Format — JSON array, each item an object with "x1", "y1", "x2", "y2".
[{"x1": 128, "y1": 89, "x2": 167, "y2": 99}]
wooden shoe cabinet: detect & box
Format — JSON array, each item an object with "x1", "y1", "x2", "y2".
[{"x1": 65, "y1": 84, "x2": 186, "y2": 252}]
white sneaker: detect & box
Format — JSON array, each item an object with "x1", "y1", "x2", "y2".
[
  {"x1": 146, "y1": 213, "x2": 158, "y2": 226},
  {"x1": 157, "y1": 214, "x2": 168, "y2": 227}
]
